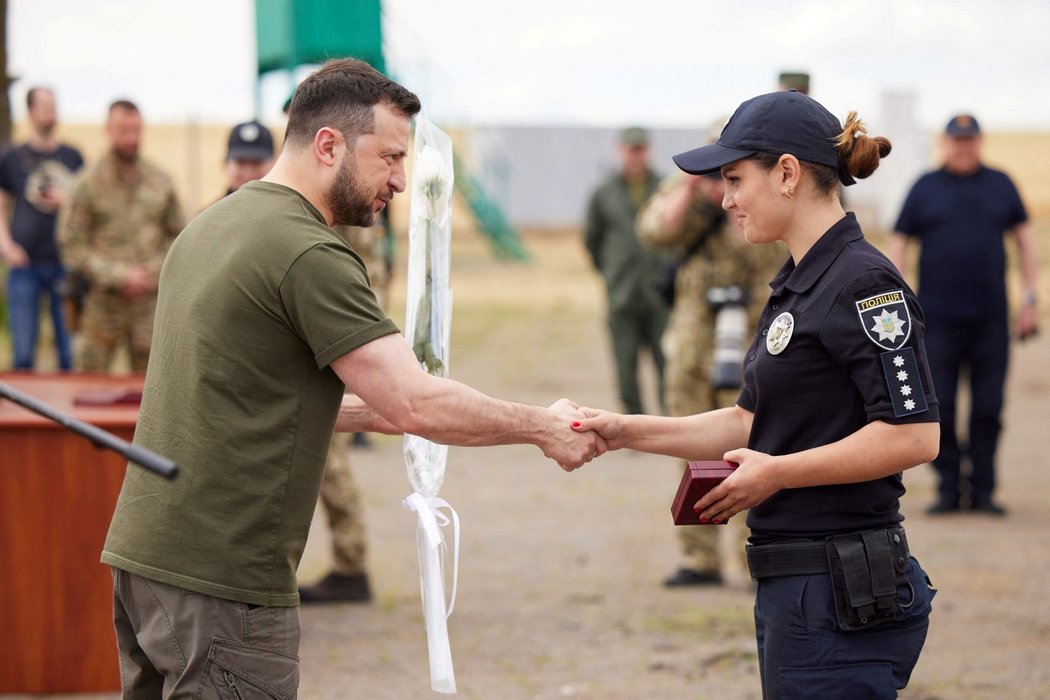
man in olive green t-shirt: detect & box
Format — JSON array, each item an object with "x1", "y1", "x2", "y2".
[{"x1": 102, "y1": 59, "x2": 601, "y2": 695}]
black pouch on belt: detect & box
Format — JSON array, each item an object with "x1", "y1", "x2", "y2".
[{"x1": 825, "y1": 528, "x2": 907, "y2": 632}]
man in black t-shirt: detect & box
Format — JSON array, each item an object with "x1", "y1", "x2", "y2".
[{"x1": 0, "y1": 87, "x2": 83, "y2": 370}]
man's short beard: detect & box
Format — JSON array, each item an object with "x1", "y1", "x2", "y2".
[
  {"x1": 113, "y1": 146, "x2": 138, "y2": 164},
  {"x1": 328, "y1": 151, "x2": 377, "y2": 227},
  {"x1": 35, "y1": 121, "x2": 56, "y2": 139}
]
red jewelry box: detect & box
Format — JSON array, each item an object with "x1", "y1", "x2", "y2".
[{"x1": 671, "y1": 461, "x2": 737, "y2": 525}]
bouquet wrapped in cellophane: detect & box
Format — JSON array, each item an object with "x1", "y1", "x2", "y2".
[{"x1": 401, "y1": 110, "x2": 459, "y2": 694}]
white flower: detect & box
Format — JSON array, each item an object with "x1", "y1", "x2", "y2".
[{"x1": 415, "y1": 144, "x2": 451, "y2": 222}]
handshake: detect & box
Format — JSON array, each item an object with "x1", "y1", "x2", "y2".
[{"x1": 542, "y1": 398, "x2": 624, "y2": 471}]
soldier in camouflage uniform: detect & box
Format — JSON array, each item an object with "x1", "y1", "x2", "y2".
[
  {"x1": 637, "y1": 171, "x2": 785, "y2": 586},
  {"x1": 58, "y1": 100, "x2": 184, "y2": 373},
  {"x1": 299, "y1": 216, "x2": 392, "y2": 603}
]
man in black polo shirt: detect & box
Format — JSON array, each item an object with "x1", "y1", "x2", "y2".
[{"x1": 890, "y1": 114, "x2": 1040, "y2": 516}]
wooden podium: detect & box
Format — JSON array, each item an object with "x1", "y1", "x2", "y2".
[{"x1": 0, "y1": 373, "x2": 145, "y2": 693}]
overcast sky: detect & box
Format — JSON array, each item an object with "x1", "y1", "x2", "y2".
[{"x1": 8, "y1": 0, "x2": 1050, "y2": 132}]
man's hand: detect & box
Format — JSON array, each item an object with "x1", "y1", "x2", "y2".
[
  {"x1": 122, "y1": 265, "x2": 156, "y2": 299},
  {"x1": 1017, "y1": 303, "x2": 1039, "y2": 341},
  {"x1": 692, "y1": 448, "x2": 781, "y2": 524},
  {"x1": 0, "y1": 239, "x2": 29, "y2": 268},
  {"x1": 542, "y1": 398, "x2": 605, "y2": 471},
  {"x1": 37, "y1": 185, "x2": 67, "y2": 213}
]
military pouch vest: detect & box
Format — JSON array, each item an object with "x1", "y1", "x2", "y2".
[{"x1": 825, "y1": 527, "x2": 911, "y2": 632}]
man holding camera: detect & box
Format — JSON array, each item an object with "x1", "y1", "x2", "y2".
[{"x1": 637, "y1": 170, "x2": 784, "y2": 586}]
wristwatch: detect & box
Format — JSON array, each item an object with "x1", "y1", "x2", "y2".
[{"x1": 1023, "y1": 289, "x2": 1038, "y2": 306}]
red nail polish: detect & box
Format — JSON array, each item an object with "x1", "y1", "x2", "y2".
[
  {"x1": 699, "y1": 517, "x2": 707, "y2": 524},
  {"x1": 571, "y1": 421, "x2": 581, "y2": 428},
  {"x1": 712, "y1": 518, "x2": 721, "y2": 524}
]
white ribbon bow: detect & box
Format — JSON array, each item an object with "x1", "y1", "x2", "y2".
[{"x1": 402, "y1": 492, "x2": 461, "y2": 617}]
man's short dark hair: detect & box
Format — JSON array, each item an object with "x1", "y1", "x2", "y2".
[
  {"x1": 26, "y1": 87, "x2": 53, "y2": 110},
  {"x1": 283, "y1": 58, "x2": 421, "y2": 150},
  {"x1": 109, "y1": 99, "x2": 140, "y2": 116}
]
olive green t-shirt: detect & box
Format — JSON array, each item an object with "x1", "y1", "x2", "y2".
[{"x1": 101, "y1": 181, "x2": 399, "y2": 606}]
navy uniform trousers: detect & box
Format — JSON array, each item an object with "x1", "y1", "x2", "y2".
[
  {"x1": 754, "y1": 556, "x2": 935, "y2": 699},
  {"x1": 924, "y1": 313, "x2": 1010, "y2": 504}
]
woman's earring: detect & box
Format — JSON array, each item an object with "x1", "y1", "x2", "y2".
[{"x1": 785, "y1": 185, "x2": 796, "y2": 199}]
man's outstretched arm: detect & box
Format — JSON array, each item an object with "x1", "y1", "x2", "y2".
[{"x1": 331, "y1": 333, "x2": 601, "y2": 470}]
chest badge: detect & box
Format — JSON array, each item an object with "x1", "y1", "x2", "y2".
[
  {"x1": 766, "y1": 312, "x2": 794, "y2": 355},
  {"x1": 856, "y1": 289, "x2": 912, "y2": 351}
]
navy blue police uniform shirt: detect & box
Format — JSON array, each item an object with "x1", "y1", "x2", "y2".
[
  {"x1": 737, "y1": 213, "x2": 940, "y2": 545},
  {"x1": 895, "y1": 165, "x2": 1027, "y2": 322}
]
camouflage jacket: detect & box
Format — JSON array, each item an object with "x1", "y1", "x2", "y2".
[
  {"x1": 59, "y1": 152, "x2": 185, "y2": 291},
  {"x1": 638, "y1": 173, "x2": 786, "y2": 350}
]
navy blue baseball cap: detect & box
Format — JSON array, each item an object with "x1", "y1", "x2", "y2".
[
  {"x1": 945, "y1": 114, "x2": 981, "y2": 138},
  {"x1": 673, "y1": 90, "x2": 855, "y2": 185},
  {"x1": 226, "y1": 120, "x2": 275, "y2": 162}
]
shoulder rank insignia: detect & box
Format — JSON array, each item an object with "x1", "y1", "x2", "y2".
[
  {"x1": 879, "y1": 347, "x2": 929, "y2": 417},
  {"x1": 856, "y1": 289, "x2": 912, "y2": 351}
]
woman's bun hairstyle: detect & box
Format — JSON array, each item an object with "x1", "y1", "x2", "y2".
[{"x1": 836, "y1": 112, "x2": 892, "y2": 180}]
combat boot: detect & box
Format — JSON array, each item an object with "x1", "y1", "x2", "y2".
[{"x1": 298, "y1": 572, "x2": 372, "y2": 603}]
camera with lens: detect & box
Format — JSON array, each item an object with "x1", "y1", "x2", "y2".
[{"x1": 706, "y1": 285, "x2": 748, "y2": 390}]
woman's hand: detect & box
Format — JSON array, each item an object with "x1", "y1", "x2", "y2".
[
  {"x1": 570, "y1": 407, "x2": 629, "y2": 452},
  {"x1": 693, "y1": 448, "x2": 783, "y2": 524}
]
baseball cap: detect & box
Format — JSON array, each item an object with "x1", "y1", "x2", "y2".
[
  {"x1": 945, "y1": 114, "x2": 981, "y2": 138},
  {"x1": 226, "y1": 120, "x2": 275, "y2": 162},
  {"x1": 620, "y1": 126, "x2": 650, "y2": 147},
  {"x1": 673, "y1": 90, "x2": 856, "y2": 186}
]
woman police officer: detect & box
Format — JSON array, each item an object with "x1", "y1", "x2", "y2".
[{"x1": 573, "y1": 90, "x2": 939, "y2": 698}]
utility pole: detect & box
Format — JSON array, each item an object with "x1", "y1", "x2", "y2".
[{"x1": 0, "y1": 0, "x2": 12, "y2": 149}]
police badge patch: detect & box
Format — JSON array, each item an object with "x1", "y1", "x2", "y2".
[
  {"x1": 766, "y1": 312, "x2": 794, "y2": 355},
  {"x1": 856, "y1": 290, "x2": 912, "y2": 351}
]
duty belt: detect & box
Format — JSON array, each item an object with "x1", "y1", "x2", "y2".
[{"x1": 746, "y1": 527, "x2": 910, "y2": 580}]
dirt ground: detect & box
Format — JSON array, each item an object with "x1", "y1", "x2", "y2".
[{"x1": 4, "y1": 228, "x2": 1049, "y2": 700}]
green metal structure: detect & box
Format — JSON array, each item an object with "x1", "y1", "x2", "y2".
[
  {"x1": 452, "y1": 150, "x2": 528, "y2": 261},
  {"x1": 255, "y1": 0, "x2": 385, "y2": 75},
  {"x1": 253, "y1": 0, "x2": 526, "y2": 261}
]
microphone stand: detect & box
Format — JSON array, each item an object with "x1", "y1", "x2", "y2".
[{"x1": 0, "y1": 380, "x2": 178, "y2": 480}]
